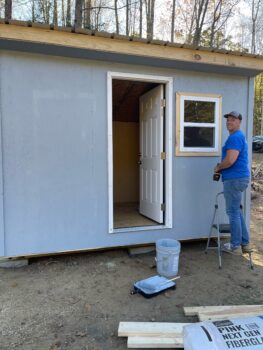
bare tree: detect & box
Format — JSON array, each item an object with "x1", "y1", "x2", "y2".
[
  {"x1": 126, "y1": 0, "x2": 130, "y2": 35},
  {"x1": 31, "y1": 0, "x2": 36, "y2": 22},
  {"x1": 5, "y1": 0, "x2": 12, "y2": 20},
  {"x1": 209, "y1": 0, "x2": 224, "y2": 46},
  {"x1": 75, "y1": 0, "x2": 83, "y2": 27},
  {"x1": 171, "y1": 0, "x2": 176, "y2": 42},
  {"x1": 66, "y1": 0, "x2": 72, "y2": 26},
  {"x1": 207, "y1": 0, "x2": 238, "y2": 48},
  {"x1": 192, "y1": 0, "x2": 209, "y2": 46},
  {"x1": 61, "y1": 0, "x2": 66, "y2": 26},
  {"x1": 139, "y1": 0, "x2": 143, "y2": 37},
  {"x1": 144, "y1": 0, "x2": 155, "y2": 40},
  {"x1": 251, "y1": 0, "x2": 261, "y2": 54},
  {"x1": 0, "y1": 0, "x2": 4, "y2": 17},
  {"x1": 114, "y1": 0, "x2": 119, "y2": 34},
  {"x1": 93, "y1": 2, "x2": 103, "y2": 30},
  {"x1": 37, "y1": 0, "x2": 51, "y2": 24},
  {"x1": 84, "y1": 0, "x2": 92, "y2": 29},
  {"x1": 254, "y1": 73, "x2": 263, "y2": 135},
  {"x1": 53, "y1": 0, "x2": 58, "y2": 25}
]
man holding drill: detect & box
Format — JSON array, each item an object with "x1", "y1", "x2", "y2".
[{"x1": 214, "y1": 111, "x2": 251, "y2": 255}]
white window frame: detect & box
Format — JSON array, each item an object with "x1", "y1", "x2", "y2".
[{"x1": 176, "y1": 92, "x2": 222, "y2": 156}]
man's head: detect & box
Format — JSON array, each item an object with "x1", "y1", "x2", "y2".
[
  {"x1": 224, "y1": 111, "x2": 242, "y2": 133},
  {"x1": 224, "y1": 111, "x2": 242, "y2": 120}
]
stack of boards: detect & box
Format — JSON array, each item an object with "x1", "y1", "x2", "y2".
[{"x1": 118, "y1": 304, "x2": 263, "y2": 348}]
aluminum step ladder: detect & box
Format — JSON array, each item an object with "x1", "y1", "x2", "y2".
[{"x1": 205, "y1": 192, "x2": 253, "y2": 269}]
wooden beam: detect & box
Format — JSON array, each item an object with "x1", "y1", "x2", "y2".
[
  {"x1": 1, "y1": 23, "x2": 263, "y2": 72},
  {"x1": 198, "y1": 306, "x2": 263, "y2": 321},
  {"x1": 184, "y1": 305, "x2": 263, "y2": 316},
  {"x1": 199, "y1": 310, "x2": 263, "y2": 321},
  {"x1": 118, "y1": 322, "x2": 190, "y2": 337},
  {"x1": 127, "y1": 336, "x2": 184, "y2": 348}
]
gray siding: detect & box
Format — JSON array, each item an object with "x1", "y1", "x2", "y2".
[{"x1": 0, "y1": 51, "x2": 252, "y2": 256}]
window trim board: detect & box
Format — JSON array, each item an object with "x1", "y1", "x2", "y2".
[{"x1": 176, "y1": 92, "x2": 222, "y2": 156}]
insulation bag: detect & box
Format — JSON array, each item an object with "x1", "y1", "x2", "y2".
[
  {"x1": 183, "y1": 316, "x2": 263, "y2": 350},
  {"x1": 132, "y1": 275, "x2": 176, "y2": 298}
]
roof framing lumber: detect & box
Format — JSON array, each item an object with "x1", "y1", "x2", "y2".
[{"x1": 1, "y1": 22, "x2": 263, "y2": 75}]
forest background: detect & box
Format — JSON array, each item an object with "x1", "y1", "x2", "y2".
[{"x1": 1, "y1": 0, "x2": 263, "y2": 135}]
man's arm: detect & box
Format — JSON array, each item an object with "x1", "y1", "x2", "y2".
[{"x1": 214, "y1": 149, "x2": 239, "y2": 173}]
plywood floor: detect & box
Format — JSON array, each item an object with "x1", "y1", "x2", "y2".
[{"x1": 114, "y1": 203, "x2": 159, "y2": 228}]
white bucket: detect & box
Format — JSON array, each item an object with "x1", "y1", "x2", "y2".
[{"x1": 156, "y1": 239, "x2": 181, "y2": 277}]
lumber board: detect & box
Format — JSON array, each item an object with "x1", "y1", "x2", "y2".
[
  {"x1": 199, "y1": 308, "x2": 263, "y2": 321},
  {"x1": 1, "y1": 23, "x2": 263, "y2": 72},
  {"x1": 127, "y1": 336, "x2": 184, "y2": 348},
  {"x1": 118, "y1": 322, "x2": 190, "y2": 337},
  {"x1": 184, "y1": 305, "x2": 263, "y2": 316}
]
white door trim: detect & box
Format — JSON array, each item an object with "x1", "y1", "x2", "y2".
[{"x1": 107, "y1": 71, "x2": 173, "y2": 233}]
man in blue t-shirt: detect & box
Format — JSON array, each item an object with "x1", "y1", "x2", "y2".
[{"x1": 214, "y1": 111, "x2": 251, "y2": 255}]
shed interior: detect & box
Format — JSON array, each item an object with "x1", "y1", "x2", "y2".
[{"x1": 112, "y1": 79, "x2": 160, "y2": 229}]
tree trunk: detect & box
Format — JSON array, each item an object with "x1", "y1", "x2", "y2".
[
  {"x1": 94, "y1": 3, "x2": 102, "y2": 31},
  {"x1": 187, "y1": 1, "x2": 197, "y2": 44},
  {"x1": 171, "y1": 0, "x2": 176, "y2": 42},
  {"x1": 139, "y1": 0, "x2": 143, "y2": 37},
  {"x1": 131, "y1": 0, "x2": 138, "y2": 36},
  {"x1": 251, "y1": 0, "x2": 260, "y2": 54},
  {"x1": 40, "y1": 0, "x2": 51, "y2": 24},
  {"x1": 5, "y1": 0, "x2": 12, "y2": 20},
  {"x1": 31, "y1": 0, "x2": 36, "y2": 22},
  {"x1": 114, "y1": 0, "x2": 119, "y2": 34},
  {"x1": 84, "y1": 0, "x2": 91, "y2": 29},
  {"x1": 66, "y1": 0, "x2": 71, "y2": 26},
  {"x1": 209, "y1": 0, "x2": 222, "y2": 47},
  {"x1": 75, "y1": 0, "x2": 83, "y2": 27},
  {"x1": 61, "y1": 0, "x2": 65, "y2": 26},
  {"x1": 193, "y1": 0, "x2": 209, "y2": 46},
  {"x1": 145, "y1": 0, "x2": 155, "y2": 40},
  {"x1": 46, "y1": 0, "x2": 51, "y2": 24},
  {"x1": 126, "y1": 0, "x2": 129, "y2": 36},
  {"x1": 53, "y1": 0, "x2": 58, "y2": 25},
  {"x1": 150, "y1": 0, "x2": 155, "y2": 40}
]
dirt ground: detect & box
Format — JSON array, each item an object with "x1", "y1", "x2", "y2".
[{"x1": 1, "y1": 154, "x2": 263, "y2": 350}]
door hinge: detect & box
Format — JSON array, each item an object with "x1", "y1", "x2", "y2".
[
  {"x1": 161, "y1": 152, "x2": 166, "y2": 160},
  {"x1": 161, "y1": 99, "x2": 166, "y2": 108},
  {"x1": 161, "y1": 203, "x2": 165, "y2": 211}
]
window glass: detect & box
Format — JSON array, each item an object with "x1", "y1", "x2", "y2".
[
  {"x1": 184, "y1": 127, "x2": 215, "y2": 147},
  {"x1": 184, "y1": 101, "x2": 215, "y2": 123}
]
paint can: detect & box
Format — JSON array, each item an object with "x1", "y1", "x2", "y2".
[{"x1": 155, "y1": 239, "x2": 181, "y2": 277}]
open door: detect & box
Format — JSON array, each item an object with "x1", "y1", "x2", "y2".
[{"x1": 139, "y1": 85, "x2": 164, "y2": 223}]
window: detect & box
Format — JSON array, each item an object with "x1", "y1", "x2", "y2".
[{"x1": 176, "y1": 92, "x2": 222, "y2": 156}]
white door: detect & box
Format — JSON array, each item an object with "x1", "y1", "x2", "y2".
[{"x1": 139, "y1": 85, "x2": 164, "y2": 223}]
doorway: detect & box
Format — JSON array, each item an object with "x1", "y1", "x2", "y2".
[{"x1": 108, "y1": 72, "x2": 173, "y2": 233}]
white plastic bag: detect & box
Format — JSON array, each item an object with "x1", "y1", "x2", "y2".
[{"x1": 183, "y1": 316, "x2": 263, "y2": 350}]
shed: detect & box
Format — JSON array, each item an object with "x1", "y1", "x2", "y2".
[{"x1": 0, "y1": 20, "x2": 263, "y2": 257}]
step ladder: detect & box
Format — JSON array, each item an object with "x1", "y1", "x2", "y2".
[{"x1": 205, "y1": 192, "x2": 253, "y2": 269}]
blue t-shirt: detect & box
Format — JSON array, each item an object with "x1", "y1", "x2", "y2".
[{"x1": 221, "y1": 130, "x2": 250, "y2": 181}]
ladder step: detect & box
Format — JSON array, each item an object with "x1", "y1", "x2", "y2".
[{"x1": 212, "y1": 223, "x2": 230, "y2": 233}]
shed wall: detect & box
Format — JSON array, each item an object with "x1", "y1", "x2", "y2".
[{"x1": 0, "y1": 51, "x2": 251, "y2": 256}]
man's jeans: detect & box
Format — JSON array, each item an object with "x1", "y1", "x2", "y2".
[{"x1": 223, "y1": 177, "x2": 250, "y2": 249}]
